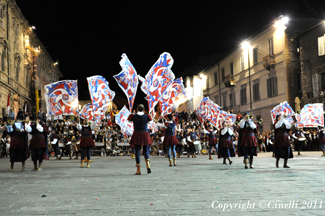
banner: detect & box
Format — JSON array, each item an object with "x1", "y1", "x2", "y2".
[
  {"x1": 115, "y1": 106, "x2": 134, "y2": 136},
  {"x1": 270, "y1": 101, "x2": 295, "y2": 124},
  {"x1": 295, "y1": 103, "x2": 324, "y2": 127},
  {"x1": 44, "y1": 80, "x2": 79, "y2": 116},
  {"x1": 79, "y1": 103, "x2": 94, "y2": 122},
  {"x1": 114, "y1": 54, "x2": 138, "y2": 112}
]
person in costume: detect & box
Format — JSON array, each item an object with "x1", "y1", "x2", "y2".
[
  {"x1": 60, "y1": 134, "x2": 72, "y2": 159},
  {"x1": 49, "y1": 129, "x2": 60, "y2": 159},
  {"x1": 318, "y1": 126, "x2": 325, "y2": 156},
  {"x1": 204, "y1": 124, "x2": 218, "y2": 160},
  {"x1": 218, "y1": 121, "x2": 236, "y2": 164},
  {"x1": 175, "y1": 131, "x2": 184, "y2": 158},
  {"x1": 291, "y1": 126, "x2": 306, "y2": 155},
  {"x1": 29, "y1": 117, "x2": 50, "y2": 171},
  {"x1": 157, "y1": 114, "x2": 179, "y2": 166},
  {"x1": 274, "y1": 114, "x2": 294, "y2": 168},
  {"x1": 76, "y1": 118, "x2": 96, "y2": 168},
  {"x1": 238, "y1": 113, "x2": 258, "y2": 169},
  {"x1": 7, "y1": 119, "x2": 32, "y2": 171},
  {"x1": 186, "y1": 128, "x2": 197, "y2": 158},
  {"x1": 127, "y1": 104, "x2": 152, "y2": 175}
]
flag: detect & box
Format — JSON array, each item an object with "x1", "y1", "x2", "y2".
[
  {"x1": 7, "y1": 92, "x2": 10, "y2": 115},
  {"x1": 114, "y1": 54, "x2": 138, "y2": 112},
  {"x1": 79, "y1": 103, "x2": 94, "y2": 122},
  {"x1": 44, "y1": 80, "x2": 79, "y2": 116},
  {"x1": 270, "y1": 101, "x2": 295, "y2": 124},
  {"x1": 196, "y1": 97, "x2": 221, "y2": 127},
  {"x1": 87, "y1": 75, "x2": 115, "y2": 123},
  {"x1": 159, "y1": 78, "x2": 187, "y2": 117},
  {"x1": 115, "y1": 106, "x2": 134, "y2": 136},
  {"x1": 148, "y1": 121, "x2": 158, "y2": 134},
  {"x1": 140, "y1": 52, "x2": 175, "y2": 115},
  {"x1": 295, "y1": 103, "x2": 324, "y2": 127}
]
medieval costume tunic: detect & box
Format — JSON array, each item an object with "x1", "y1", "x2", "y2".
[
  {"x1": 76, "y1": 122, "x2": 96, "y2": 167},
  {"x1": 292, "y1": 128, "x2": 306, "y2": 154},
  {"x1": 186, "y1": 130, "x2": 197, "y2": 158},
  {"x1": 127, "y1": 111, "x2": 152, "y2": 174},
  {"x1": 218, "y1": 127, "x2": 236, "y2": 159},
  {"x1": 238, "y1": 118, "x2": 258, "y2": 168},
  {"x1": 7, "y1": 122, "x2": 32, "y2": 170},
  {"x1": 158, "y1": 120, "x2": 179, "y2": 166},
  {"x1": 274, "y1": 118, "x2": 293, "y2": 160},
  {"x1": 29, "y1": 122, "x2": 49, "y2": 163},
  {"x1": 50, "y1": 132, "x2": 60, "y2": 158},
  {"x1": 318, "y1": 127, "x2": 325, "y2": 156}
]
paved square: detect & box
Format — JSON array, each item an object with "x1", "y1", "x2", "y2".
[{"x1": 0, "y1": 152, "x2": 324, "y2": 215}]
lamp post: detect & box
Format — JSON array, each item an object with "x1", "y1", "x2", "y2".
[{"x1": 242, "y1": 42, "x2": 252, "y2": 110}]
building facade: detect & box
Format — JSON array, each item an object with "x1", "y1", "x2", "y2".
[
  {"x1": 200, "y1": 17, "x2": 320, "y2": 132},
  {"x1": 0, "y1": 0, "x2": 61, "y2": 119}
]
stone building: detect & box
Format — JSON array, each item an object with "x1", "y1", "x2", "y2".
[
  {"x1": 296, "y1": 21, "x2": 325, "y2": 106},
  {"x1": 199, "y1": 16, "x2": 320, "y2": 132},
  {"x1": 0, "y1": 0, "x2": 61, "y2": 119}
]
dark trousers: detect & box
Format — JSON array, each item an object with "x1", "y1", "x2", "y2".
[
  {"x1": 176, "y1": 145, "x2": 183, "y2": 154},
  {"x1": 135, "y1": 145, "x2": 150, "y2": 164},
  {"x1": 52, "y1": 144, "x2": 60, "y2": 156},
  {"x1": 81, "y1": 147, "x2": 91, "y2": 160},
  {"x1": 31, "y1": 148, "x2": 45, "y2": 162},
  {"x1": 61, "y1": 145, "x2": 71, "y2": 157},
  {"x1": 243, "y1": 146, "x2": 255, "y2": 160}
]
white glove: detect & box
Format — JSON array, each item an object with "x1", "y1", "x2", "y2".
[
  {"x1": 36, "y1": 124, "x2": 43, "y2": 132},
  {"x1": 20, "y1": 129, "x2": 25, "y2": 132}
]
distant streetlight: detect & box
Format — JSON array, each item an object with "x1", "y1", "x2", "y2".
[{"x1": 242, "y1": 41, "x2": 252, "y2": 110}]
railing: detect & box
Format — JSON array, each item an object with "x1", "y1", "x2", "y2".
[{"x1": 262, "y1": 54, "x2": 276, "y2": 70}]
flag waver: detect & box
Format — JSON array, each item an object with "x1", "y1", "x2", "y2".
[
  {"x1": 44, "y1": 80, "x2": 79, "y2": 116},
  {"x1": 114, "y1": 54, "x2": 138, "y2": 112}
]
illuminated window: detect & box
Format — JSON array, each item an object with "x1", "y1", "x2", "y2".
[{"x1": 318, "y1": 35, "x2": 325, "y2": 56}]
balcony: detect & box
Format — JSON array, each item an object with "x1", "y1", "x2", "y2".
[
  {"x1": 262, "y1": 54, "x2": 276, "y2": 71},
  {"x1": 223, "y1": 74, "x2": 236, "y2": 88}
]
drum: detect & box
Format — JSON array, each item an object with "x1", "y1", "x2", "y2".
[{"x1": 193, "y1": 141, "x2": 202, "y2": 151}]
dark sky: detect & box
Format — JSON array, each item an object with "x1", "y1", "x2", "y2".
[{"x1": 16, "y1": 0, "x2": 325, "y2": 108}]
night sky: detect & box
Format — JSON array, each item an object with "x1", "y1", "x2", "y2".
[{"x1": 16, "y1": 0, "x2": 325, "y2": 109}]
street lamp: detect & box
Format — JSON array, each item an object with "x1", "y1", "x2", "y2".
[{"x1": 242, "y1": 41, "x2": 252, "y2": 110}]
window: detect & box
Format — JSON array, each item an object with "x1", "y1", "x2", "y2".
[
  {"x1": 222, "y1": 93, "x2": 227, "y2": 107},
  {"x1": 253, "y1": 47, "x2": 258, "y2": 65},
  {"x1": 240, "y1": 88, "x2": 247, "y2": 105},
  {"x1": 221, "y1": 67, "x2": 225, "y2": 81},
  {"x1": 214, "y1": 72, "x2": 218, "y2": 85},
  {"x1": 230, "y1": 62, "x2": 234, "y2": 75},
  {"x1": 229, "y1": 92, "x2": 236, "y2": 107},
  {"x1": 1, "y1": 51, "x2": 5, "y2": 71},
  {"x1": 267, "y1": 77, "x2": 278, "y2": 97},
  {"x1": 253, "y1": 83, "x2": 260, "y2": 101},
  {"x1": 268, "y1": 37, "x2": 274, "y2": 55},
  {"x1": 215, "y1": 95, "x2": 219, "y2": 104},
  {"x1": 318, "y1": 35, "x2": 325, "y2": 56},
  {"x1": 240, "y1": 55, "x2": 244, "y2": 71}
]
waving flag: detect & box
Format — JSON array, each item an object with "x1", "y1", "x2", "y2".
[
  {"x1": 148, "y1": 121, "x2": 158, "y2": 134},
  {"x1": 115, "y1": 106, "x2": 134, "y2": 136},
  {"x1": 140, "y1": 52, "x2": 175, "y2": 115},
  {"x1": 79, "y1": 103, "x2": 94, "y2": 122},
  {"x1": 296, "y1": 103, "x2": 324, "y2": 127},
  {"x1": 196, "y1": 97, "x2": 221, "y2": 128},
  {"x1": 159, "y1": 78, "x2": 187, "y2": 117},
  {"x1": 87, "y1": 75, "x2": 115, "y2": 123},
  {"x1": 216, "y1": 111, "x2": 237, "y2": 129},
  {"x1": 44, "y1": 80, "x2": 79, "y2": 116},
  {"x1": 270, "y1": 101, "x2": 295, "y2": 124},
  {"x1": 114, "y1": 54, "x2": 138, "y2": 112}
]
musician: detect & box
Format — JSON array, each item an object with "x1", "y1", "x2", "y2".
[
  {"x1": 127, "y1": 104, "x2": 152, "y2": 175},
  {"x1": 291, "y1": 126, "x2": 306, "y2": 155},
  {"x1": 50, "y1": 129, "x2": 60, "y2": 159},
  {"x1": 238, "y1": 113, "x2": 258, "y2": 169},
  {"x1": 218, "y1": 122, "x2": 236, "y2": 164},
  {"x1": 318, "y1": 126, "x2": 325, "y2": 156},
  {"x1": 6, "y1": 119, "x2": 31, "y2": 171},
  {"x1": 60, "y1": 134, "x2": 72, "y2": 160},
  {"x1": 186, "y1": 128, "x2": 197, "y2": 158},
  {"x1": 76, "y1": 118, "x2": 96, "y2": 168},
  {"x1": 158, "y1": 114, "x2": 179, "y2": 166},
  {"x1": 29, "y1": 117, "x2": 50, "y2": 171},
  {"x1": 204, "y1": 124, "x2": 218, "y2": 160},
  {"x1": 274, "y1": 115, "x2": 294, "y2": 168}
]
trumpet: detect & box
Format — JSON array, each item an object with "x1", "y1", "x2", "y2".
[
  {"x1": 248, "y1": 114, "x2": 253, "y2": 119},
  {"x1": 258, "y1": 119, "x2": 263, "y2": 124},
  {"x1": 296, "y1": 110, "x2": 301, "y2": 114}
]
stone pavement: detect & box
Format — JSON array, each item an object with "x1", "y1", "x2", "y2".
[{"x1": 0, "y1": 151, "x2": 324, "y2": 216}]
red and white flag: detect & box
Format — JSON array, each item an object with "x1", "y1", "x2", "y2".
[{"x1": 7, "y1": 92, "x2": 10, "y2": 115}]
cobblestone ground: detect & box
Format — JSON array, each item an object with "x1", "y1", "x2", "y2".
[{"x1": 0, "y1": 151, "x2": 324, "y2": 216}]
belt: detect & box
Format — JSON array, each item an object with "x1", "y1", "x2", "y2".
[
  {"x1": 242, "y1": 133, "x2": 254, "y2": 136},
  {"x1": 221, "y1": 138, "x2": 231, "y2": 140},
  {"x1": 33, "y1": 135, "x2": 44, "y2": 138}
]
